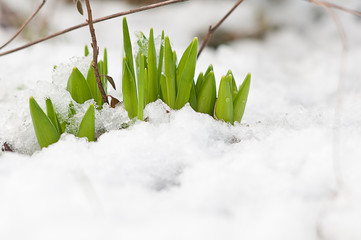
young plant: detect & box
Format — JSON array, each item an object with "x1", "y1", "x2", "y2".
[
  {"x1": 66, "y1": 48, "x2": 110, "y2": 108},
  {"x1": 77, "y1": 104, "x2": 95, "y2": 141},
  {"x1": 122, "y1": 17, "x2": 165, "y2": 120},
  {"x1": 122, "y1": 17, "x2": 198, "y2": 119},
  {"x1": 214, "y1": 72, "x2": 251, "y2": 124},
  {"x1": 120, "y1": 18, "x2": 251, "y2": 124},
  {"x1": 196, "y1": 66, "x2": 217, "y2": 116},
  {"x1": 29, "y1": 97, "x2": 95, "y2": 148},
  {"x1": 29, "y1": 97, "x2": 60, "y2": 148},
  {"x1": 67, "y1": 67, "x2": 93, "y2": 104}
]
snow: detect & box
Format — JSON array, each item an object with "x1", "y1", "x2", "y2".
[{"x1": 1, "y1": 0, "x2": 361, "y2": 239}]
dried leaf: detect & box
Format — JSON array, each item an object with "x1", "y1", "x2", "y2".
[
  {"x1": 1, "y1": 142, "x2": 13, "y2": 152},
  {"x1": 76, "y1": 0, "x2": 84, "y2": 15},
  {"x1": 108, "y1": 95, "x2": 120, "y2": 108},
  {"x1": 101, "y1": 75, "x2": 116, "y2": 90}
]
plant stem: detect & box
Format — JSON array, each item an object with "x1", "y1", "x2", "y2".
[
  {"x1": 305, "y1": 0, "x2": 361, "y2": 17},
  {"x1": 197, "y1": 0, "x2": 244, "y2": 58},
  {"x1": 84, "y1": 0, "x2": 108, "y2": 105}
]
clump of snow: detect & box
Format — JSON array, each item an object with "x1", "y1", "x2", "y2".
[{"x1": 52, "y1": 55, "x2": 92, "y2": 89}]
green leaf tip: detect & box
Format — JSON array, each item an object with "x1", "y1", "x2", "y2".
[
  {"x1": 174, "y1": 37, "x2": 198, "y2": 110},
  {"x1": 197, "y1": 70, "x2": 216, "y2": 116},
  {"x1": 29, "y1": 97, "x2": 60, "y2": 148},
  {"x1": 148, "y1": 28, "x2": 159, "y2": 103},
  {"x1": 233, "y1": 73, "x2": 251, "y2": 123},
  {"x1": 45, "y1": 98, "x2": 62, "y2": 134},
  {"x1": 77, "y1": 104, "x2": 95, "y2": 142},
  {"x1": 122, "y1": 57, "x2": 138, "y2": 119},
  {"x1": 67, "y1": 67, "x2": 93, "y2": 104},
  {"x1": 215, "y1": 75, "x2": 234, "y2": 124}
]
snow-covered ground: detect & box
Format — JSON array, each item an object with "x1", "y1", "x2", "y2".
[{"x1": 1, "y1": 0, "x2": 361, "y2": 239}]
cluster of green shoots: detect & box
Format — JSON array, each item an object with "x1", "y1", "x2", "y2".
[
  {"x1": 29, "y1": 17, "x2": 251, "y2": 149},
  {"x1": 122, "y1": 17, "x2": 251, "y2": 124},
  {"x1": 29, "y1": 50, "x2": 109, "y2": 148}
]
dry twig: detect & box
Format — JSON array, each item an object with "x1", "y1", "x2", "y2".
[
  {"x1": 0, "y1": 0, "x2": 186, "y2": 57},
  {"x1": 197, "y1": 0, "x2": 244, "y2": 58},
  {"x1": 84, "y1": 0, "x2": 108, "y2": 105},
  {"x1": 0, "y1": 0, "x2": 47, "y2": 50},
  {"x1": 308, "y1": 0, "x2": 348, "y2": 191},
  {"x1": 305, "y1": 0, "x2": 361, "y2": 17}
]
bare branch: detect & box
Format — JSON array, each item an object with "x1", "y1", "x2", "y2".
[
  {"x1": 0, "y1": 0, "x2": 187, "y2": 57},
  {"x1": 84, "y1": 0, "x2": 108, "y2": 105},
  {"x1": 0, "y1": 0, "x2": 46, "y2": 50},
  {"x1": 197, "y1": 0, "x2": 244, "y2": 58},
  {"x1": 305, "y1": 0, "x2": 361, "y2": 17},
  {"x1": 308, "y1": 0, "x2": 348, "y2": 190}
]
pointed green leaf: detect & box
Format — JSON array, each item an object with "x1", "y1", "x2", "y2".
[
  {"x1": 98, "y1": 60, "x2": 106, "y2": 106},
  {"x1": 160, "y1": 73, "x2": 168, "y2": 104},
  {"x1": 197, "y1": 71, "x2": 216, "y2": 116},
  {"x1": 103, "y1": 48, "x2": 108, "y2": 75},
  {"x1": 77, "y1": 104, "x2": 95, "y2": 141},
  {"x1": 122, "y1": 17, "x2": 135, "y2": 79},
  {"x1": 67, "y1": 67, "x2": 93, "y2": 104},
  {"x1": 85, "y1": 45, "x2": 89, "y2": 56},
  {"x1": 138, "y1": 54, "x2": 146, "y2": 121},
  {"x1": 29, "y1": 97, "x2": 60, "y2": 148},
  {"x1": 173, "y1": 50, "x2": 177, "y2": 67},
  {"x1": 103, "y1": 48, "x2": 108, "y2": 91},
  {"x1": 195, "y1": 72, "x2": 204, "y2": 96},
  {"x1": 215, "y1": 75, "x2": 234, "y2": 124},
  {"x1": 45, "y1": 98, "x2": 61, "y2": 134},
  {"x1": 148, "y1": 28, "x2": 158, "y2": 102},
  {"x1": 189, "y1": 80, "x2": 197, "y2": 111},
  {"x1": 227, "y1": 70, "x2": 238, "y2": 100},
  {"x1": 157, "y1": 30, "x2": 165, "y2": 85},
  {"x1": 196, "y1": 64, "x2": 213, "y2": 97},
  {"x1": 233, "y1": 73, "x2": 251, "y2": 123},
  {"x1": 86, "y1": 63, "x2": 101, "y2": 106},
  {"x1": 164, "y1": 36, "x2": 176, "y2": 108},
  {"x1": 204, "y1": 64, "x2": 213, "y2": 78},
  {"x1": 174, "y1": 38, "x2": 198, "y2": 110},
  {"x1": 144, "y1": 67, "x2": 150, "y2": 106},
  {"x1": 122, "y1": 57, "x2": 138, "y2": 119}
]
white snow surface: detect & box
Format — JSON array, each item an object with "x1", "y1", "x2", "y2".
[{"x1": 1, "y1": 0, "x2": 361, "y2": 239}]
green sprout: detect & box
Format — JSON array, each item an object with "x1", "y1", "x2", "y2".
[
  {"x1": 215, "y1": 72, "x2": 251, "y2": 124},
  {"x1": 196, "y1": 67, "x2": 217, "y2": 116},
  {"x1": 29, "y1": 97, "x2": 95, "y2": 148},
  {"x1": 122, "y1": 17, "x2": 198, "y2": 120},
  {"x1": 77, "y1": 104, "x2": 95, "y2": 141},
  {"x1": 67, "y1": 67, "x2": 93, "y2": 104},
  {"x1": 65, "y1": 48, "x2": 109, "y2": 108},
  {"x1": 29, "y1": 97, "x2": 60, "y2": 148}
]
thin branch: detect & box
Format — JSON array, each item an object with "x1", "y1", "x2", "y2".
[
  {"x1": 308, "y1": 0, "x2": 347, "y2": 191},
  {"x1": 84, "y1": 0, "x2": 108, "y2": 105},
  {"x1": 305, "y1": 0, "x2": 361, "y2": 17},
  {"x1": 0, "y1": 0, "x2": 186, "y2": 57},
  {"x1": 197, "y1": 0, "x2": 244, "y2": 58},
  {"x1": 0, "y1": 0, "x2": 46, "y2": 50}
]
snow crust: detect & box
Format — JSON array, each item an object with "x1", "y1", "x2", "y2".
[{"x1": 1, "y1": 0, "x2": 361, "y2": 239}]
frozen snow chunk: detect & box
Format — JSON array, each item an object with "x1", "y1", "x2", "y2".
[
  {"x1": 96, "y1": 103, "x2": 129, "y2": 135},
  {"x1": 143, "y1": 99, "x2": 172, "y2": 124},
  {"x1": 52, "y1": 55, "x2": 92, "y2": 89}
]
